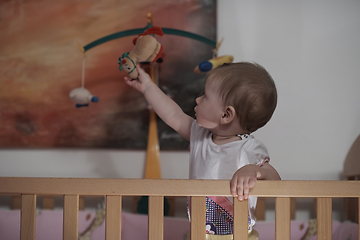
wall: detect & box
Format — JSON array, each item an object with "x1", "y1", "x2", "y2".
[
  {"x1": 218, "y1": 1, "x2": 360, "y2": 181},
  {"x1": 1, "y1": 2, "x2": 360, "y2": 185}
]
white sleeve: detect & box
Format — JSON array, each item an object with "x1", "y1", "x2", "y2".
[{"x1": 241, "y1": 138, "x2": 270, "y2": 166}]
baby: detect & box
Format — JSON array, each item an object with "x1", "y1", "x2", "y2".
[{"x1": 124, "y1": 62, "x2": 281, "y2": 238}]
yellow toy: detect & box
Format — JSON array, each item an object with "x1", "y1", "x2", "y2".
[
  {"x1": 194, "y1": 55, "x2": 234, "y2": 73},
  {"x1": 194, "y1": 38, "x2": 234, "y2": 73},
  {"x1": 118, "y1": 26, "x2": 164, "y2": 79}
]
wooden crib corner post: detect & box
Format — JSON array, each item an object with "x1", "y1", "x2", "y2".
[
  {"x1": 233, "y1": 198, "x2": 249, "y2": 240},
  {"x1": 21, "y1": 194, "x2": 37, "y2": 240}
]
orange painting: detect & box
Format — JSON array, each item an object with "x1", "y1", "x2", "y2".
[{"x1": 0, "y1": 0, "x2": 216, "y2": 149}]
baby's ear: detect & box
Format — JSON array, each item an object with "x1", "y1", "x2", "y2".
[{"x1": 220, "y1": 106, "x2": 236, "y2": 124}]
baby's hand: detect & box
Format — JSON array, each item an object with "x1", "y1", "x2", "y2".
[
  {"x1": 124, "y1": 64, "x2": 152, "y2": 93},
  {"x1": 230, "y1": 165, "x2": 259, "y2": 201}
]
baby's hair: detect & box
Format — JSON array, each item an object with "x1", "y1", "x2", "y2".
[{"x1": 206, "y1": 62, "x2": 277, "y2": 133}]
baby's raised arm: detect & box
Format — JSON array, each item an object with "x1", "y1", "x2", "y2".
[{"x1": 124, "y1": 65, "x2": 194, "y2": 141}]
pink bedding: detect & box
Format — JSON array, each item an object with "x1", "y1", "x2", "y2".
[
  {"x1": 0, "y1": 209, "x2": 358, "y2": 240},
  {"x1": 0, "y1": 209, "x2": 190, "y2": 240}
]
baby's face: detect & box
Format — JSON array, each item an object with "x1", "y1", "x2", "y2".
[{"x1": 194, "y1": 79, "x2": 224, "y2": 130}]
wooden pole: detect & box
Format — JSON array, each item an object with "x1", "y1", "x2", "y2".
[{"x1": 144, "y1": 63, "x2": 161, "y2": 179}]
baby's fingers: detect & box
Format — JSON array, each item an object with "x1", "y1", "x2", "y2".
[
  {"x1": 230, "y1": 178, "x2": 238, "y2": 197},
  {"x1": 242, "y1": 179, "x2": 250, "y2": 200},
  {"x1": 231, "y1": 178, "x2": 246, "y2": 201},
  {"x1": 124, "y1": 76, "x2": 141, "y2": 90},
  {"x1": 124, "y1": 76, "x2": 132, "y2": 83},
  {"x1": 124, "y1": 76, "x2": 135, "y2": 85},
  {"x1": 136, "y1": 64, "x2": 146, "y2": 76}
]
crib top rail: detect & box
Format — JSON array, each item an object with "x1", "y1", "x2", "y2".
[{"x1": 0, "y1": 177, "x2": 359, "y2": 198}]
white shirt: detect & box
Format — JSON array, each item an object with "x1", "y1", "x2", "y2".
[{"x1": 189, "y1": 121, "x2": 269, "y2": 226}]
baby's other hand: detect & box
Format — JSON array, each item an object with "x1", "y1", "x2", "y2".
[{"x1": 230, "y1": 164, "x2": 258, "y2": 201}]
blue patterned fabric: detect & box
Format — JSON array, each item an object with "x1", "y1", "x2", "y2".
[
  {"x1": 205, "y1": 197, "x2": 252, "y2": 235},
  {"x1": 206, "y1": 197, "x2": 233, "y2": 235}
]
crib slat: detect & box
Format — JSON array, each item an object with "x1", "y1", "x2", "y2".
[
  {"x1": 255, "y1": 197, "x2": 266, "y2": 220},
  {"x1": 148, "y1": 196, "x2": 164, "y2": 240},
  {"x1": 290, "y1": 198, "x2": 296, "y2": 220},
  {"x1": 12, "y1": 195, "x2": 21, "y2": 209},
  {"x1": 191, "y1": 196, "x2": 206, "y2": 240},
  {"x1": 358, "y1": 197, "x2": 360, "y2": 239},
  {"x1": 42, "y1": 196, "x2": 55, "y2": 209},
  {"x1": 317, "y1": 197, "x2": 332, "y2": 240},
  {"x1": 106, "y1": 195, "x2": 122, "y2": 240},
  {"x1": 233, "y1": 198, "x2": 249, "y2": 240},
  {"x1": 275, "y1": 197, "x2": 291, "y2": 240},
  {"x1": 63, "y1": 195, "x2": 79, "y2": 240},
  {"x1": 21, "y1": 194, "x2": 36, "y2": 240}
]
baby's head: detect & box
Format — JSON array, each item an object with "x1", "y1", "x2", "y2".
[{"x1": 206, "y1": 62, "x2": 277, "y2": 133}]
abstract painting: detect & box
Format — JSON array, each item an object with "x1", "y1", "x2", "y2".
[{"x1": 0, "y1": 0, "x2": 216, "y2": 149}]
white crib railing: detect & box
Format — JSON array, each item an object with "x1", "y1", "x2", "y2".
[{"x1": 0, "y1": 178, "x2": 359, "y2": 240}]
